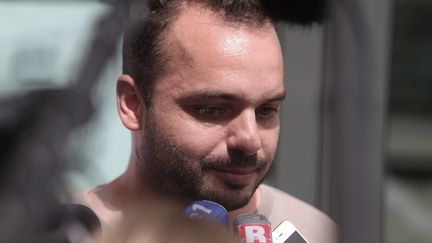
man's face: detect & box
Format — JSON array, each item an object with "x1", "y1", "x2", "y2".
[{"x1": 138, "y1": 6, "x2": 285, "y2": 210}]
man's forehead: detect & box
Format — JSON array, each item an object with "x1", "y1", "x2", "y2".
[
  {"x1": 218, "y1": 32, "x2": 250, "y2": 57},
  {"x1": 151, "y1": 2, "x2": 284, "y2": 104},
  {"x1": 163, "y1": 3, "x2": 280, "y2": 66}
]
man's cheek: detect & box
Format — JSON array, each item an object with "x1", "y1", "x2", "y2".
[
  {"x1": 179, "y1": 125, "x2": 226, "y2": 147},
  {"x1": 262, "y1": 132, "x2": 279, "y2": 150}
]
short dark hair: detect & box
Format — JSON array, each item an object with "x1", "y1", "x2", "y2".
[{"x1": 122, "y1": 0, "x2": 274, "y2": 106}]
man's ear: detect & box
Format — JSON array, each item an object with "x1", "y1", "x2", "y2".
[{"x1": 116, "y1": 74, "x2": 143, "y2": 131}]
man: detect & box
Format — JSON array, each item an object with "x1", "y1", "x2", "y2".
[{"x1": 83, "y1": 0, "x2": 337, "y2": 242}]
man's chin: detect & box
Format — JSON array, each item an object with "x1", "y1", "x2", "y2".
[
  {"x1": 225, "y1": 182, "x2": 249, "y2": 191},
  {"x1": 199, "y1": 184, "x2": 257, "y2": 211},
  {"x1": 209, "y1": 193, "x2": 251, "y2": 211}
]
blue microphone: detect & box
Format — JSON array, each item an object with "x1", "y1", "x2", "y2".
[{"x1": 184, "y1": 200, "x2": 229, "y2": 228}]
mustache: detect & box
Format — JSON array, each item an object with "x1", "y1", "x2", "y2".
[{"x1": 201, "y1": 150, "x2": 268, "y2": 171}]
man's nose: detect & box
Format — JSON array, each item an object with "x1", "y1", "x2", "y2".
[{"x1": 227, "y1": 110, "x2": 262, "y2": 155}]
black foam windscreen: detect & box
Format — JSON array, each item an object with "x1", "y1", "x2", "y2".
[
  {"x1": 260, "y1": 0, "x2": 326, "y2": 25},
  {"x1": 62, "y1": 204, "x2": 102, "y2": 233}
]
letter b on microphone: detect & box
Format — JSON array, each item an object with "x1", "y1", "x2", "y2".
[{"x1": 239, "y1": 224, "x2": 273, "y2": 243}]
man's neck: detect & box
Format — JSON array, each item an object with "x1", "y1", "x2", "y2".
[
  {"x1": 92, "y1": 159, "x2": 263, "y2": 227},
  {"x1": 227, "y1": 186, "x2": 262, "y2": 226}
]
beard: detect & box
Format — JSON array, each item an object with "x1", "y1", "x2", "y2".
[{"x1": 137, "y1": 109, "x2": 273, "y2": 211}]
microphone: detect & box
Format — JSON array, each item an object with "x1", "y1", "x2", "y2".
[
  {"x1": 234, "y1": 213, "x2": 273, "y2": 243},
  {"x1": 184, "y1": 200, "x2": 229, "y2": 228},
  {"x1": 259, "y1": 0, "x2": 326, "y2": 25},
  {"x1": 62, "y1": 204, "x2": 101, "y2": 233}
]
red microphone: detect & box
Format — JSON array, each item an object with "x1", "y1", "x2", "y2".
[{"x1": 234, "y1": 213, "x2": 273, "y2": 243}]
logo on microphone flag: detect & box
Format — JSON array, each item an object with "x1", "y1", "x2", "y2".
[{"x1": 239, "y1": 224, "x2": 273, "y2": 243}]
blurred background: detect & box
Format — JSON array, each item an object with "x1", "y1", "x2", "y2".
[{"x1": 0, "y1": 0, "x2": 430, "y2": 242}]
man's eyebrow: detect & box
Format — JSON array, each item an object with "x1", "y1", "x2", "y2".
[
  {"x1": 179, "y1": 90, "x2": 286, "y2": 102},
  {"x1": 182, "y1": 91, "x2": 239, "y2": 101},
  {"x1": 264, "y1": 92, "x2": 286, "y2": 103}
]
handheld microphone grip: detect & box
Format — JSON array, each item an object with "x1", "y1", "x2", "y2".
[{"x1": 234, "y1": 213, "x2": 273, "y2": 243}]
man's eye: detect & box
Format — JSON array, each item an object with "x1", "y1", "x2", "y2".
[
  {"x1": 195, "y1": 107, "x2": 226, "y2": 117},
  {"x1": 257, "y1": 106, "x2": 279, "y2": 117}
]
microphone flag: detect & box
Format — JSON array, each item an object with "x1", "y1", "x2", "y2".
[
  {"x1": 184, "y1": 200, "x2": 229, "y2": 228},
  {"x1": 234, "y1": 213, "x2": 273, "y2": 243}
]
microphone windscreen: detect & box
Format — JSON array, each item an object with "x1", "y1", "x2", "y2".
[
  {"x1": 184, "y1": 200, "x2": 229, "y2": 228},
  {"x1": 63, "y1": 204, "x2": 101, "y2": 233},
  {"x1": 260, "y1": 0, "x2": 326, "y2": 25}
]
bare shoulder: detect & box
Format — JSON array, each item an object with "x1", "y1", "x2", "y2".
[{"x1": 259, "y1": 184, "x2": 338, "y2": 243}]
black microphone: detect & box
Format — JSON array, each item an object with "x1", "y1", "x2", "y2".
[
  {"x1": 62, "y1": 204, "x2": 101, "y2": 233},
  {"x1": 234, "y1": 213, "x2": 273, "y2": 243},
  {"x1": 260, "y1": 0, "x2": 326, "y2": 25}
]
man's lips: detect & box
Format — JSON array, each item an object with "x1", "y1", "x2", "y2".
[
  {"x1": 213, "y1": 167, "x2": 256, "y2": 174},
  {"x1": 210, "y1": 167, "x2": 256, "y2": 185}
]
